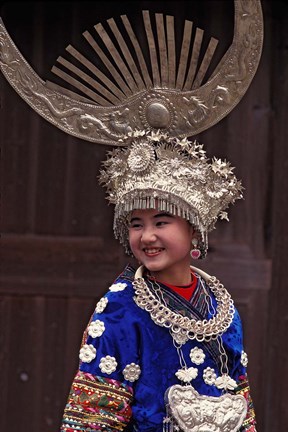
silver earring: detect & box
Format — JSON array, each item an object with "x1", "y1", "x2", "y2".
[{"x1": 190, "y1": 238, "x2": 201, "y2": 259}]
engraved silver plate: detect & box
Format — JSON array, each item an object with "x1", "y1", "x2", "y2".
[
  {"x1": 167, "y1": 384, "x2": 247, "y2": 432},
  {"x1": 0, "y1": 0, "x2": 263, "y2": 146}
]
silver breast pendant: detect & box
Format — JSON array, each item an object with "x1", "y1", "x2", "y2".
[{"x1": 165, "y1": 384, "x2": 247, "y2": 432}]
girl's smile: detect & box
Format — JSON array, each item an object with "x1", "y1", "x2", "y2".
[{"x1": 143, "y1": 247, "x2": 165, "y2": 257}]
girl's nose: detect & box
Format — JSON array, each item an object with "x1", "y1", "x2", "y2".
[{"x1": 141, "y1": 227, "x2": 157, "y2": 243}]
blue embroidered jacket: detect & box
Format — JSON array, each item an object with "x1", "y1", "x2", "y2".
[{"x1": 61, "y1": 265, "x2": 256, "y2": 432}]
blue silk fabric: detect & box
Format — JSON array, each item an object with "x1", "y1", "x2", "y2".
[{"x1": 80, "y1": 265, "x2": 246, "y2": 431}]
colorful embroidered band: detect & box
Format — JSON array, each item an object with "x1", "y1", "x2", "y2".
[{"x1": 61, "y1": 371, "x2": 133, "y2": 431}]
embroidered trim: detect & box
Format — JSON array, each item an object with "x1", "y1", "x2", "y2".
[
  {"x1": 61, "y1": 371, "x2": 133, "y2": 431},
  {"x1": 235, "y1": 374, "x2": 257, "y2": 431}
]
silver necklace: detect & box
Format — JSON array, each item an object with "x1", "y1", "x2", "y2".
[{"x1": 133, "y1": 265, "x2": 235, "y2": 342}]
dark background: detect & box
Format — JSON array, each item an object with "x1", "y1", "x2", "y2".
[{"x1": 0, "y1": 1, "x2": 288, "y2": 431}]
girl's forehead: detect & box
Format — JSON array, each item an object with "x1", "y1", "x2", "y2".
[{"x1": 130, "y1": 208, "x2": 168, "y2": 219}]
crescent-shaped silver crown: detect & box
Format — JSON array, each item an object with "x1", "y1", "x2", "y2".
[{"x1": 0, "y1": 0, "x2": 263, "y2": 146}]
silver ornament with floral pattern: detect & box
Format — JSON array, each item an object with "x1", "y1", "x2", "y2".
[
  {"x1": 87, "y1": 320, "x2": 105, "y2": 338},
  {"x1": 109, "y1": 282, "x2": 127, "y2": 292},
  {"x1": 189, "y1": 347, "x2": 205, "y2": 365},
  {"x1": 79, "y1": 344, "x2": 96, "y2": 363},
  {"x1": 127, "y1": 141, "x2": 155, "y2": 174},
  {"x1": 203, "y1": 367, "x2": 217, "y2": 386},
  {"x1": 95, "y1": 297, "x2": 108, "y2": 314},
  {"x1": 123, "y1": 363, "x2": 141, "y2": 382},
  {"x1": 99, "y1": 355, "x2": 117, "y2": 374},
  {"x1": 241, "y1": 350, "x2": 248, "y2": 367}
]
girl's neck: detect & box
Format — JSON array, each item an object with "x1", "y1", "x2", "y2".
[{"x1": 149, "y1": 267, "x2": 192, "y2": 286}]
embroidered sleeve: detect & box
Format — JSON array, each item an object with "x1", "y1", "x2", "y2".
[
  {"x1": 235, "y1": 374, "x2": 257, "y2": 431},
  {"x1": 78, "y1": 283, "x2": 141, "y2": 380},
  {"x1": 61, "y1": 278, "x2": 140, "y2": 430},
  {"x1": 61, "y1": 371, "x2": 133, "y2": 431}
]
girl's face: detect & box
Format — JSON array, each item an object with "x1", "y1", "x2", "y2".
[{"x1": 128, "y1": 208, "x2": 194, "y2": 285}]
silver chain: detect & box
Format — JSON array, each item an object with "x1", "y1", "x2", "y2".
[{"x1": 133, "y1": 274, "x2": 235, "y2": 342}]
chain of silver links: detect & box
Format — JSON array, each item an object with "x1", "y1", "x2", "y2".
[{"x1": 132, "y1": 274, "x2": 235, "y2": 343}]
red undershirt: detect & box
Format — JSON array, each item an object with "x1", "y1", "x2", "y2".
[{"x1": 149, "y1": 272, "x2": 197, "y2": 301}]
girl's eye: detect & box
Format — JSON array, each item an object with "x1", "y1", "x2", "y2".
[
  {"x1": 156, "y1": 221, "x2": 168, "y2": 227},
  {"x1": 130, "y1": 223, "x2": 142, "y2": 229}
]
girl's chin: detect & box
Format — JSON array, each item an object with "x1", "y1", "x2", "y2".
[{"x1": 143, "y1": 262, "x2": 167, "y2": 273}]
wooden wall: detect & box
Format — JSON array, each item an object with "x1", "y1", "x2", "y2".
[{"x1": 0, "y1": 1, "x2": 287, "y2": 431}]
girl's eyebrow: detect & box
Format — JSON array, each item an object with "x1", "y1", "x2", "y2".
[
  {"x1": 129, "y1": 212, "x2": 173, "y2": 223},
  {"x1": 154, "y1": 212, "x2": 173, "y2": 219},
  {"x1": 130, "y1": 217, "x2": 141, "y2": 223}
]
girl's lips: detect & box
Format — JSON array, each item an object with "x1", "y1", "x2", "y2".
[{"x1": 143, "y1": 248, "x2": 164, "y2": 257}]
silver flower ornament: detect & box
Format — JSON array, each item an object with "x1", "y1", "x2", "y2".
[
  {"x1": 241, "y1": 350, "x2": 249, "y2": 367},
  {"x1": 123, "y1": 363, "x2": 141, "y2": 382},
  {"x1": 127, "y1": 142, "x2": 155, "y2": 174},
  {"x1": 147, "y1": 130, "x2": 168, "y2": 142},
  {"x1": 127, "y1": 129, "x2": 146, "y2": 138},
  {"x1": 189, "y1": 347, "x2": 206, "y2": 365},
  {"x1": 203, "y1": 367, "x2": 217, "y2": 386},
  {"x1": 219, "y1": 211, "x2": 229, "y2": 221},
  {"x1": 79, "y1": 344, "x2": 96, "y2": 363},
  {"x1": 99, "y1": 355, "x2": 118, "y2": 374},
  {"x1": 95, "y1": 297, "x2": 108, "y2": 314},
  {"x1": 211, "y1": 157, "x2": 234, "y2": 178},
  {"x1": 87, "y1": 320, "x2": 105, "y2": 338},
  {"x1": 109, "y1": 282, "x2": 127, "y2": 292}
]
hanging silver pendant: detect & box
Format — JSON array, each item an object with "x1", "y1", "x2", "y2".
[{"x1": 165, "y1": 384, "x2": 247, "y2": 432}]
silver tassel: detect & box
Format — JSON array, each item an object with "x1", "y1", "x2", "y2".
[{"x1": 163, "y1": 405, "x2": 174, "y2": 432}]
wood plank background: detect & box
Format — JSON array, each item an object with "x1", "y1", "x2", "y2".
[{"x1": 0, "y1": 1, "x2": 287, "y2": 431}]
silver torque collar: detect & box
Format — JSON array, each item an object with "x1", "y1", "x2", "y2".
[{"x1": 133, "y1": 265, "x2": 235, "y2": 342}]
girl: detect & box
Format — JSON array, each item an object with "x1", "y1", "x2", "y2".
[{"x1": 60, "y1": 131, "x2": 256, "y2": 432}]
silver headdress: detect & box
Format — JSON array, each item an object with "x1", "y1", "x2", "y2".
[
  {"x1": 0, "y1": 1, "x2": 263, "y2": 255},
  {"x1": 0, "y1": 2, "x2": 263, "y2": 144},
  {"x1": 99, "y1": 130, "x2": 243, "y2": 257}
]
